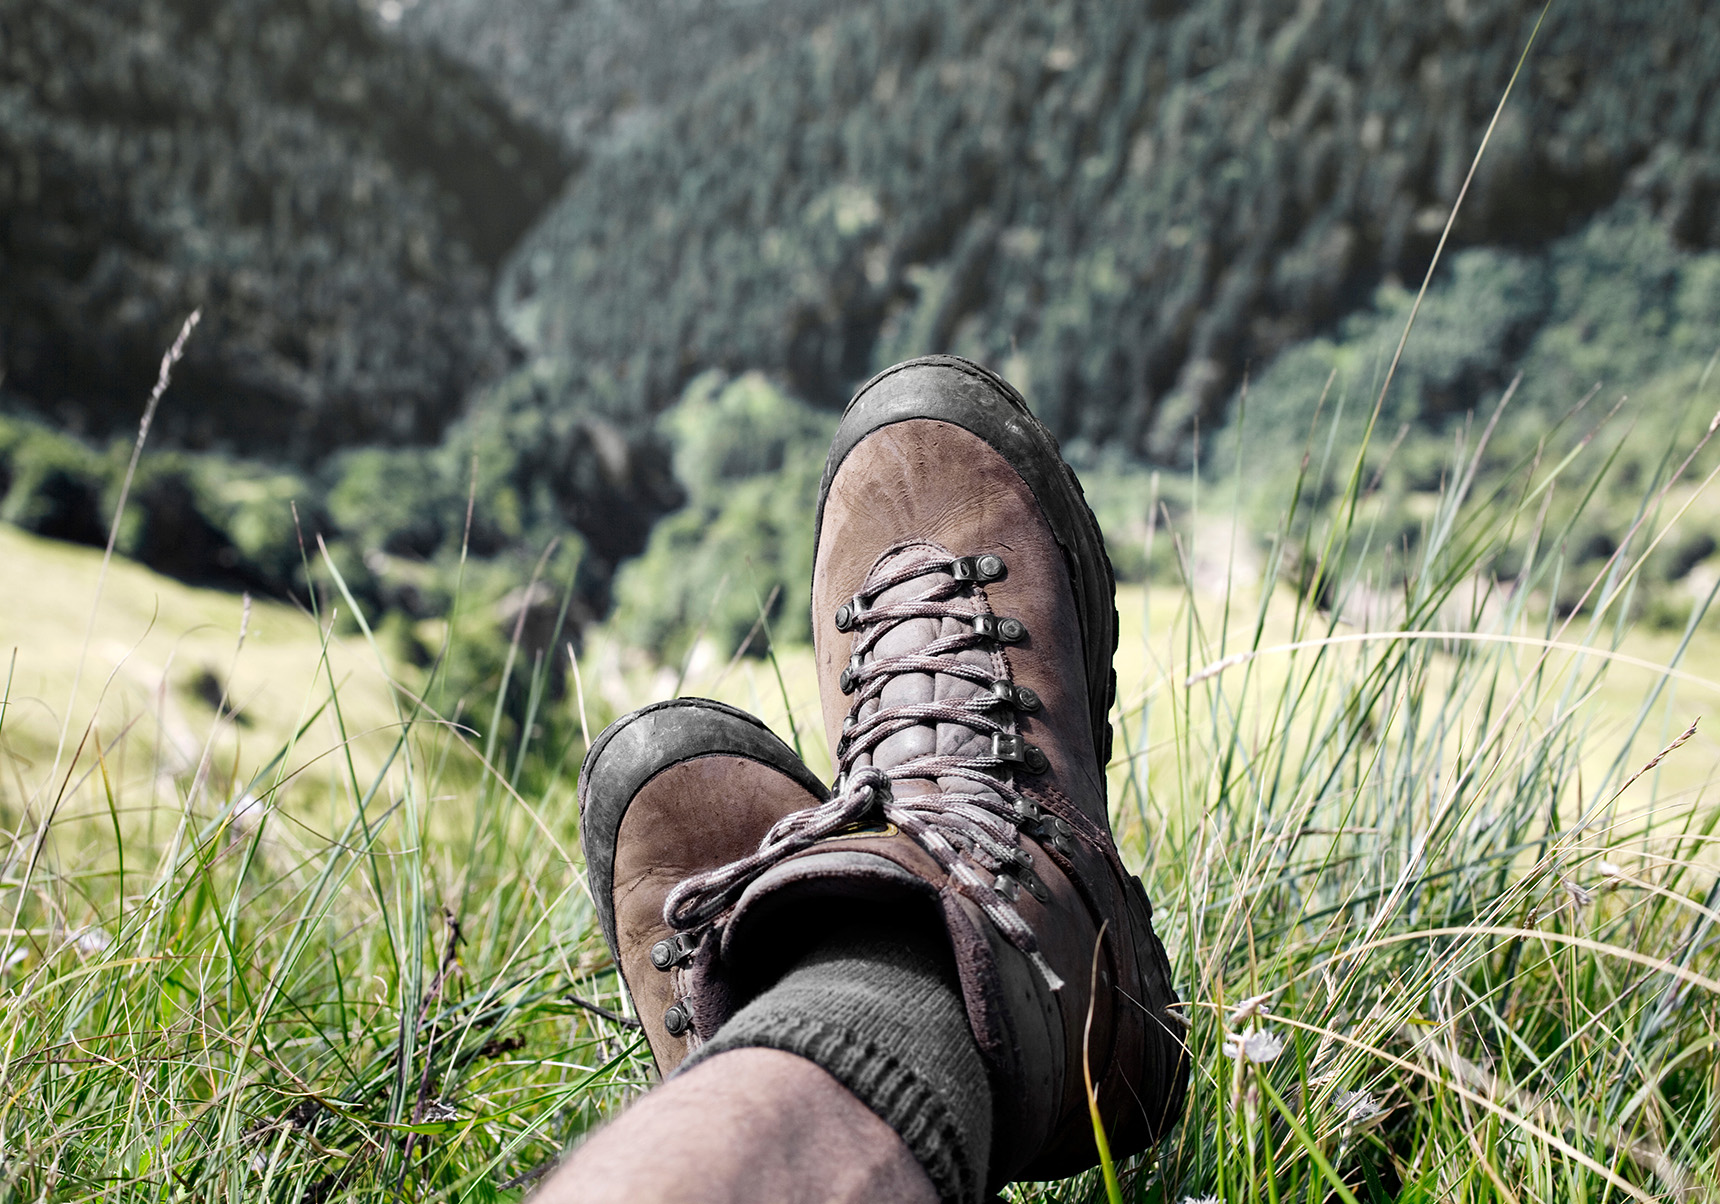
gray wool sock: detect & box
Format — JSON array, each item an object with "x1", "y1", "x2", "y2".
[{"x1": 684, "y1": 920, "x2": 993, "y2": 1204}]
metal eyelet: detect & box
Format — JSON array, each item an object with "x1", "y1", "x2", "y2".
[
  {"x1": 989, "y1": 680, "x2": 1041, "y2": 712},
  {"x1": 650, "y1": 932, "x2": 698, "y2": 971},
  {"x1": 1053, "y1": 817, "x2": 1077, "y2": 855},
  {"x1": 839, "y1": 653, "x2": 864, "y2": 695},
  {"x1": 993, "y1": 732, "x2": 1048, "y2": 773},
  {"x1": 973, "y1": 614, "x2": 1027, "y2": 643},
  {"x1": 1031, "y1": 815, "x2": 1077, "y2": 856},
  {"x1": 1018, "y1": 866, "x2": 1053, "y2": 903},
  {"x1": 834, "y1": 594, "x2": 870, "y2": 632},
  {"x1": 663, "y1": 1002, "x2": 693, "y2": 1037},
  {"x1": 950, "y1": 554, "x2": 1008, "y2": 583},
  {"x1": 993, "y1": 874, "x2": 1021, "y2": 902}
]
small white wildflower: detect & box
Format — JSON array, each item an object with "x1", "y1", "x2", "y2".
[
  {"x1": 3, "y1": 947, "x2": 25, "y2": 970},
  {"x1": 1228, "y1": 992, "x2": 1273, "y2": 1023},
  {"x1": 423, "y1": 1100, "x2": 458, "y2": 1122},
  {"x1": 228, "y1": 793, "x2": 266, "y2": 839},
  {"x1": 1222, "y1": 1028, "x2": 1284, "y2": 1063},
  {"x1": 1597, "y1": 859, "x2": 1623, "y2": 879},
  {"x1": 1335, "y1": 1089, "x2": 1384, "y2": 1127},
  {"x1": 1178, "y1": 1196, "x2": 1220, "y2": 1204},
  {"x1": 1244, "y1": 1029, "x2": 1285, "y2": 1062},
  {"x1": 76, "y1": 928, "x2": 111, "y2": 957}
]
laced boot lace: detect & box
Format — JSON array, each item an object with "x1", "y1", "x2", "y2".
[{"x1": 663, "y1": 544, "x2": 1066, "y2": 990}]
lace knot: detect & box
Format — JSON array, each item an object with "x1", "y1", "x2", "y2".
[{"x1": 662, "y1": 547, "x2": 1061, "y2": 986}]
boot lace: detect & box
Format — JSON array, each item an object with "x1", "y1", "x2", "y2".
[{"x1": 663, "y1": 546, "x2": 1064, "y2": 989}]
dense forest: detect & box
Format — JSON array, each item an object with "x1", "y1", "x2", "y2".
[
  {"x1": 0, "y1": 0, "x2": 566, "y2": 454},
  {"x1": 9, "y1": 9, "x2": 1720, "y2": 1196},
  {"x1": 394, "y1": 0, "x2": 845, "y2": 154},
  {"x1": 3, "y1": 0, "x2": 1718, "y2": 667},
  {"x1": 501, "y1": 0, "x2": 1720, "y2": 456}
]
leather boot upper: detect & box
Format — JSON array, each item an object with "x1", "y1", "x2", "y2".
[
  {"x1": 578, "y1": 699, "x2": 826, "y2": 1073},
  {"x1": 666, "y1": 357, "x2": 1188, "y2": 1186}
]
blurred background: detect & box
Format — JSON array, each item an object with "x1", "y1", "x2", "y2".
[{"x1": 4, "y1": 0, "x2": 1719, "y2": 762}]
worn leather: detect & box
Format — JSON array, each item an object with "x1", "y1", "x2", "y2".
[
  {"x1": 581, "y1": 698, "x2": 826, "y2": 956},
  {"x1": 847, "y1": 543, "x2": 1011, "y2": 779},
  {"x1": 817, "y1": 356, "x2": 1119, "y2": 768},
  {"x1": 814, "y1": 428, "x2": 1109, "y2": 832},
  {"x1": 584, "y1": 358, "x2": 1187, "y2": 1186},
  {"x1": 578, "y1": 700, "x2": 825, "y2": 1073},
  {"x1": 787, "y1": 357, "x2": 1187, "y2": 1183}
]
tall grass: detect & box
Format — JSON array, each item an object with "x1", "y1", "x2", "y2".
[
  {"x1": 1046, "y1": 379, "x2": 1720, "y2": 1203},
  {"x1": 4, "y1": 361, "x2": 1720, "y2": 1200},
  {"x1": 0, "y1": 404, "x2": 644, "y2": 1197}
]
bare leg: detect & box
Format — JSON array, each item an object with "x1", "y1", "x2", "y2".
[{"x1": 532, "y1": 1047, "x2": 939, "y2": 1204}]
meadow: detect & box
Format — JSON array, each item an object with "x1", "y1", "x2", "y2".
[
  {"x1": 5, "y1": 0, "x2": 1720, "y2": 1198},
  {"x1": 3, "y1": 352, "x2": 1719, "y2": 1202}
]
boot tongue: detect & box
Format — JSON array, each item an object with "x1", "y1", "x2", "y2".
[{"x1": 850, "y1": 544, "x2": 1010, "y2": 804}]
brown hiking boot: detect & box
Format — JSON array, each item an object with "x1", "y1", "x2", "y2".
[
  {"x1": 665, "y1": 356, "x2": 1188, "y2": 1187},
  {"x1": 578, "y1": 698, "x2": 826, "y2": 1073}
]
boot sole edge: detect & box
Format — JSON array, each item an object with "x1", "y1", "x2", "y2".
[{"x1": 578, "y1": 698, "x2": 826, "y2": 959}]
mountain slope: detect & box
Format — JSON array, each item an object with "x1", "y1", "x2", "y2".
[
  {"x1": 501, "y1": 0, "x2": 1720, "y2": 457},
  {"x1": 0, "y1": 0, "x2": 568, "y2": 455},
  {"x1": 394, "y1": 0, "x2": 843, "y2": 154}
]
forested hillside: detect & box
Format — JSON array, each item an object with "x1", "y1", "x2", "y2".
[
  {"x1": 0, "y1": 0, "x2": 567, "y2": 455},
  {"x1": 9, "y1": 9, "x2": 1720, "y2": 1194},
  {"x1": 394, "y1": 0, "x2": 843, "y2": 153},
  {"x1": 4, "y1": 0, "x2": 1719, "y2": 675},
  {"x1": 503, "y1": 0, "x2": 1720, "y2": 457}
]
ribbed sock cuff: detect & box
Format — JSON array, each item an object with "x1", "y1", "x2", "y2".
[{"x1": 683, "y1": 924, "x2": 992, "y2": 1204}]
